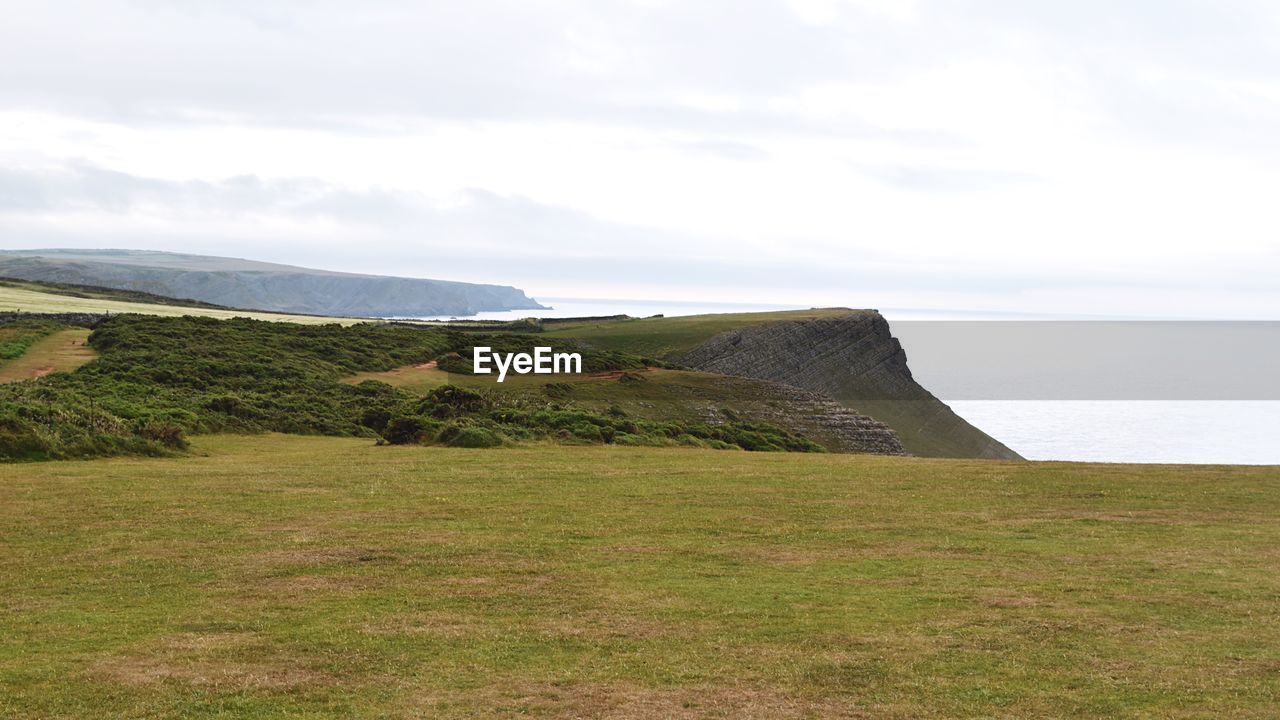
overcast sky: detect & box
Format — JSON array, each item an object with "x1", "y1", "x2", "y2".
[{"x1": 1, "y1": 0, "x2": 1278, "y2": 317}]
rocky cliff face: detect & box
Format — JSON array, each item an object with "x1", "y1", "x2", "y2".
[
  {"x1": 0, "y1": 251, "x2": 543, "y2": 318},
  {"x1": 677, "y1": 312, "x2": 1021, "y2": 459},
  {"x1": 700, "y1": 377, "x2": 906, "y2": 455}
]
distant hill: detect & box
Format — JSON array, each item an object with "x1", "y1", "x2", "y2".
[
  {"x1": 0, "y1": 276, "x2": 235, "y2": 310},
  {"x1": 0, "y1": 249, "x2": 544, "y2": 318}
]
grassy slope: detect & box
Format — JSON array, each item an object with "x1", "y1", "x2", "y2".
[
  {"x1": 345, "y1": 361, "x2": 896, "y2": 450},
  {"x1": 2, "y1": 434, "x2": 1277, "y2": 719},
  {"x1": 344, "y1": 365, "x2": 884, "y2": 452},
  {"x1": 542, "y1": 308, "x2": 855, "y2": 358},
  {"x1": 0, "y1": 328, "x2": 96, "y2": 383},
  {"x1": 0, "y1": 284, "x2": 362, "y2": 325}
]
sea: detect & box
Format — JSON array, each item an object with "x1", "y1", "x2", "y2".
[{"x1": 413, "y1": 298, "x2": 1279, "y2": 465}]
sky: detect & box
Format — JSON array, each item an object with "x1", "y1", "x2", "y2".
[{"x1": 1, "y1": 0, "x2": 1278, "y2": 318}]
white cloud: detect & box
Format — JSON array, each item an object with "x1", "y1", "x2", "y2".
[{"x1": 0, "y1": 0, "x2": 1277, "y2": 318}]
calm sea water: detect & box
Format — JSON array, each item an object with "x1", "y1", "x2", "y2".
[
  {"x1": 949, "y1": 401, "x2": 1279, "y2": 465},
  {"x1": 409, "y1": 298, "x2": 1279, "y2": 465},
  {"x1": 411, "y1": 297, "x2": 811, "y2": 322}
]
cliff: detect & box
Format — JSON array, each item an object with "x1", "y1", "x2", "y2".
[
  {"x1": 0, "y1": 250, "x2": 544, "y2": 318},
  {"x1": 676, "y1": 312, "x2": 1021, "y2": 459},
  {"x1": 697, "y1": 376, "x2": 907, "y2": 455}
]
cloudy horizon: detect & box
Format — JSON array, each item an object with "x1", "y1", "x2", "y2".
[{"x1": 2, "y1": 1, "x2": 1278, "y2": 318}]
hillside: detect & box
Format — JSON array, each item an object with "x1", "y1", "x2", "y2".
[
  {"x1": 0, "y1": 276, "x2": 234, "y2": 309},
  {"x1": 545, "y1": 310, "x2": 1020, "y2": 459},
  {"x1": 0, "y1": 299, "x2": 1010, "y2": 460},
  {"x1": 0, "y1": 314, "x2": 867, "y2": 461},
  {"x1": 0, "y1": 281, "x2": 363, "y2": 325},
  {"x1": 0, "y1": 249, "x2": 543, "y2": 318},
  {"x1": 344, "y1": 364, "x2": 906, "y2": 455},
  {"x1": 3, "y1": 434, "x2": 1277, "y2": 718}
]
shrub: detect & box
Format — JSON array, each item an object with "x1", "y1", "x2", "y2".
[
  {"x1": 544, "y1": 382, "x2": 574, "y2": 399},
  {"x1": 436, "y1": 423, "x2": 462, "y2": 444},
  {"x1": 360, "y1": 409, "x2": 392, "y2": 432},
  {"x1": 571, "y1": 423, "x2": 604, "y2": 442},
  {"x1": 206, "y1": 396, "x2": 253, "y2": 418},
  {"x1": 422, "y1": 385, "x2": 486, "y2": 418},
  {"x1": 448, "y1": 427, "x2": 502, "y2": 448},
  {"x1": 138, "y1": 421, "x2": 188, "y2": 449},
  {"x1": 384, "y1": 417, "x2": 426, "y2": 445},
  {"x1": 0, "y1": 418, "x2": 46, "y2": 461},
  {"x1": 434, "y1": 352, "x2": 471, "y2": 374}
]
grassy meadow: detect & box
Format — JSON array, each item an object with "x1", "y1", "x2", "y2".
[
  {"x1": 2, "y1": 434, "x2": 1278, "y2": 718},
  {"x1": 0, "y1": 283, "x2": 362, "y2": 325},
  {"x1": 541, "y1": 308, "x2": 857, "y2": 357}
]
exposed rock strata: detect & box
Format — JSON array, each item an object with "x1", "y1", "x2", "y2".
[
  {"x1": 677, "y1": 312, "x2": 1021, "y2": 460},
  {"x1": 702, "y1": 377, "x2": 906, "y2": 455}
]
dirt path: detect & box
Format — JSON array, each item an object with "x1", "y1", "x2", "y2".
[{"x1": 0, "y1": 329, "x2": 97, "y2": 383}]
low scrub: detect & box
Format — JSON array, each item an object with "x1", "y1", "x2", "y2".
[
  {"x1": 386, "y1": 384, "x2": 824, "y2": 453},
  {"x1": 0, "y1": 315, "x2": 826, "y2": 461}
]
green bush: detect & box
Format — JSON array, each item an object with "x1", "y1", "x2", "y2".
[
  {"x1": 448, "y1": 427, "x2": 502, "y2": 448},
  {"x1": 544, "y1": 382, "x2": 574, "y2": 399},
  {"x1": 422, "y1": 385, "x2": 487, "y2": 418},
  {"x1": 138, "y1": 421, "x2": 188, "y2": 449},
  {"x1": 570, "y1": 423, "x2": 604, "y2": 442},
  {"x1": 384, "y1": 417, "x2": 426, "y2": 445},
  {"x1": 360, "y1": 409, "x2": 393, "y2": 432}
]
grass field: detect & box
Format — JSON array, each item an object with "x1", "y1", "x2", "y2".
[
  {"x1": 542, "y1": 308, "x2": 858, "y2": 358},
  {"x1": 2, "y1": 435, "x2": 1277, "y2": 718},
  {"x1": 0, "y1": 285, "x2": 361, "y2": 325},
  {"x1": 0, "y1": 328, "x2": 96, "y2": 383}
]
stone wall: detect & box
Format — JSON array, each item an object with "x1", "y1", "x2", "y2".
[{"x1": 0, "y1": 312, "x2": 107, "y2": 328}]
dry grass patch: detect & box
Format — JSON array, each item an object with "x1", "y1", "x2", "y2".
[
  {"x1": 0, "y1": 328, "x2": 95, "y2": 382},
  {"x1": 91, "y1": 632, "x2": 334, "y2": 692},
  {"x1": 415, "y1": 681, "x2": 869, "y2": 720}
]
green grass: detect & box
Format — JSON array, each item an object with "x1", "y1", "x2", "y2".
[
  {"x1": 2, "y1": 434, "x2": 1277, "y2": 718},
  {"x1": 0, "y1": 284, "x2": 363, "y2": 325},
  {"x1": 542, "y1": 308, "x2": 859, "y2": 358}
]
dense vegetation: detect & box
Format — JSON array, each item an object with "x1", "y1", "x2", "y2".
[
  {"x1": 370, "y1": 383, "x2": 823, "y2": 452},
  {"x1": 0, "y1": 315, "x2": 820, "y2": 461}
]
